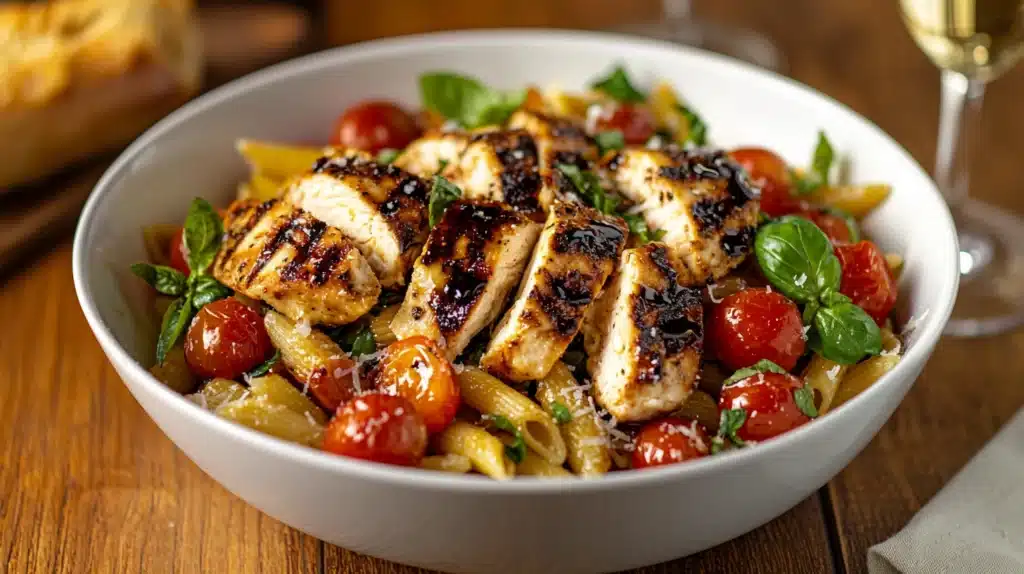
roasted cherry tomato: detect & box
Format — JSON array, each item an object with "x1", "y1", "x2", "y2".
[
  {"x1": 323, "y1": 392, "x2": 428, "y2": 466},
  {"x1": 184, "y1": 298, "x2": 272, "y2": 379},
  {"x1": 799, "y1": 209, "x2": 854, "y2": 244},
  {"x1": 729, "y1": 147, "x2": 803, "y2": 217},
  {"x1": 632, "y1": 416, "x2": 711, "y2": 469},
  {"x1": 718, "y1": 372, "x2": 810, "y2": 442},
  {"x1": 169, "y1": 227, "x2": 190, "y2": 276},
  {"x1": 331, "y1": 100, "x2": 420, "y2": 154},
  {"x1": 835, "y1": 241, "x2": 897, "y2": 325},
  {"x1": 595, "y1": 103, "x2": 656, "y2": 145},
  {"x1": 707, "y1": 288, "x2": 806, "y2": 372},
  {"x1": 306, "y1": 355, "x2": 359, "y2": 412},
  {"x1": 369, "y1": 336, "x2": 459, "y2": 434}
]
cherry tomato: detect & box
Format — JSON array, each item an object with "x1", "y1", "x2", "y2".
[
  {"x1": 331, "y1": 100, "x2": 420, "y2": 154},
  {"x1": 835, "y1": 241, "x2": 897, "y2": 325},
  {"x1": 707, "y1": 288, "x2": 806, "y2": 372},
  {"x1": 184, "y1": 298, "x2": 272, "y2": 379},
  {"x1": 369, "y1": 336, "x2": 459, "y2": 434},
  {"x1": 306, "y1": 355, "x2": 359, "y2": 412},
  {"x1": 719, "y1": 372, "x2": 810, "y2": 442},
  {"x1": 799, "y1": 209, "x2": 853, "y2": 244},
  {"x1": 632, "y1": 417, "x2": 711, "y2": 469},
  {"x1": 595, "y1": 103, "x2": 656, "y2": 145},
  {"x1": 729, "y1": 148, "x2": 803, "y2": 217},
  {"x1": 322, "y1": 392, "x2": 428, "y2": 466},
  {"x1": 169, "y1": 227, "x2": 190, "y2": 276}
]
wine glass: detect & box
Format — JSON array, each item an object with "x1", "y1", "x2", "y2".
[
  {"x1": 900, "y1": 0, "x2": 1024, "y2": 337},
  {"x1": 616, "y1": 0, "x2": 784, "y2": 71}
]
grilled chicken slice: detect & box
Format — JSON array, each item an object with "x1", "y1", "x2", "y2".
[
  {"x1": 580, "y1": 243, "x2": 703, "y2": 422},
  {"x1": 442, "y1": 130, "x2": 549, "y2": 217},
  {"x1": 603, "y1": 148, "x2": 759, "y2": 283},
  {"x1": 481, "y1": 202, "x2": 627, "y2": 382},
  {"x1": 390, "y1": 200, "x2": 541, "y2": 361},
  {"x1": 213, "y1": 199, "x2": 380, "y2": 326},
  {"x1": 393, "y1": 131, "x2": 470, "y2": 178},
  {"x1": 507, "y1": 109, "x2": 598, "y2": 203},
  {"x1": 285, "y1": 152, "x2": 430, "y2": 287}
]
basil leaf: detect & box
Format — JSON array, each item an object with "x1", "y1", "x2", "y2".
[
  {"x1": 676, "y1": 104, "x2": 707, "y2": 146},
  {"x1": 419, "y1": 72, "x2": 525, "y2": 129},
  {"x1": 555, "y1": 163, "x2": 619, "y2": 214},
  {"x1": 794, "y1": 385, "x2": 819, "y2": 418},
  {"x1": 594, "y1": 130, "x2": 625, "y2": 155},
  {"x1": 802, "y1": 299, "x2": 821, "y2": 325},
  {"x1": 428, "y1": 175, "x2": 462, "y2": 227},
  {"x1": 820, "y1": 288, "x2": 852, "y2": 307},
  {"x1": 551, "y1": 402, "x2": 573, "y2": 424},
  {"x1": 811, "y1": 130, "x2": 835, "y2": 185},
  {"x1": 590, "y1": 66, "x2": 646, "y2": 103},
  {"x1": 350, "y1": 327, "x2": 377, "y2": 358},
  {"x1": 183, "y1": 198, "x2": 223, "y2": 274},
  {"x1": 722, "y1": 359, "x2": 787, "y2": 387},
  {"x1": 190, "y1": 275, "x2": 233, "y2": 309},
  {"x1": 621, "y1": 213, "x2": 666, "y2": 245},
  {"x1": 755, "y1": 216, "x2": 842, "y2": 303},
  {"x1": 490, "y1": 415, "x2": 526, "y2": 464},
  {"x1": 377, "y1": 148, "x2": 401, "y2": 165},
  {"x1": 812, "y1": 302, "x2": 883, "y2": 365},
  {"x1": 246, "y1": 350, "x2": 280, "y2": 379},
  {"x1": 156, "y1": 294, "x2": 194, "y2": 365},
  {"x1": 131, "y1": 263, "x2": 186, "y2": 296},
  {"x1": 711, "y1": 408, "x2": 747, "y2": 454}
]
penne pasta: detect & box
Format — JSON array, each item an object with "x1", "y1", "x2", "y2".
[
  {"x1": 264, "y1": 310, "x2": 349, "y2": 385},
  {"x1": 246, "y1": 172, "x2": 284, "y2": 202},
  {"x1": 831, "y1": 355, "x2": 901, "y2": 410},
  {"x1": 802, "y1": 354, "x2": 849, "y2": 415},
  {"x1": 535, "y1": 362, "x2": 610, "y2": 477},
  {"x1": 673, "y1": 390, "x2": 720, "y2": 433},
  {"x1": 149, "y1": 346, "x2": 197, "y2": 394},
  {"x1": 808, "y1": 183, "x2": 892, "y2": 218},
  {"x1": 457, "y1": 368, "x2": 567, "y2": 465},
  {"x1": 189, "y1": 378, "x2": 246, "y2": 411},
  {"x1": 248, "y1": 374, "x2": 327, "y2": 425},
  {"x1": 235, "y1": 139, "x2": 327, "y2": 181},
  {"x1": 217, "y1": 397, "x2": 324, "y2": 447},
  {"x1": 370, "y1": 305, "x2": 401, "y2": 348},
  {"x1": 881, "y1": 327, "x2": 901, "y2": 354},
  {"x1": 420, "y1": 454, "x2": 472, "y2": 474},
  {"x1": 516, "y1": 450, "x2": 573, "y2": 478},
  {"x1": 437, "y1": 421, "x2": 514, "y2": 480}
]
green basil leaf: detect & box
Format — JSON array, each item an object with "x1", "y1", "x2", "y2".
[
  {"x1": 794, "y1": 384, "x2": 819, "y2": 418},
  {"x1": 802, "y1": 299, "x2": 821, "y2": 325},
  {"x1": 156, "y1": 294, "x2": 194, "y2": 365},
  {"x1": 676, "y1": 104, "x2": 707, "y2": 146},
  {"x1": 811, "y1": 130, "x2": 835, "y2": 185},
  {"x1": 489, "y1": 414, "x2": 526, "y2": 463},
  {"x1": 428, "y1": 175, "x2": 463, "y2": 227},
  {"x1": 246, "y1": 349, "x2": 280, "y2": 379},
  {"x1": 551, "y1": 402, "x2": 573, "y2": 424},
  {"x1": 183, "y1": 198, "x2": 223, "y2": 275},
  {"x1": 755, "y1": 216, "x2": 842, "y2": 303},
  {"x1": 820, "y1": 288, "x2": 852, "y2": 307},
  {"x1": 590, "y1": 66, "x2": 646, "y2": 103},
  {"x1": 350, "y1": 327, "x2": 377, "y2": 358},
  {"x1": 419, "y1": 72, "x2": 525, "y2": 129},
  {"x1": 130, "y1": 263, "x2": 186, "y2": 296},
  {"x1": 594, "y1": 130, "x2": 625, "y2": 155},
  {"x1": 722, "y1": 359, "x2": 788, "y2": 387},
  {"x1": 812, "y1": 302, "x2": 883, "y2": 365},
  {"x1": 377, "y1": 148, "x2": 401, "y2": 165},
  {"x1": 711, "y1": 408, "x2": 747, "y2": 453},
  {"x1": 621, "y1": 213, "x2": 665, "y2": 245},
  {"x1": 190, "y1": 275, "x2": 234, "y2": 309},
  {"x1": 555, "y1": 163, "x2": 619, "y2": 214}
]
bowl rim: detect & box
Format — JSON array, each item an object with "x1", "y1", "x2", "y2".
[{"x1": 72, "y1": 28, "x2": 959, "y2": 494}]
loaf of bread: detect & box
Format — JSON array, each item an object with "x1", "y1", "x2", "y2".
[{"x1": 0, "y1": 0, "x2": 202, "y2": 188}]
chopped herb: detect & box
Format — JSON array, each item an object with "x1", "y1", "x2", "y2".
[
  {"x1": 155, "y1": 293, "x2": 193, "y2": 365},
  {"x1": 246, "y1": 350, "x2": 280, "y2": 379},
  {"x1": 190, "y1": 274, "x2": 233, "y2": 309},
  {"x1": 590, "y1": 65, "x2": 646, "y2": 103},
  {"x1": 428, "y1": 175, "x2": 462, "y2": 226},
  {"x1": 711, "y1": 408, "x2": 747, "y2": 454},
  {"x1": 329, "y1": 323, "x2": 376, "y2": 357},
  {"x1": 676, "y1": 104, "x2": 707, "y2": 146},
  {"x1": 182, "y1": 198, "x2": 223, "y2": 275},
  {"x1": 377, "y1": 148, "x2": 401, "y2": 164},
  {"x1": 621, "y1": 212, "x2": 666, "y2": 245},
  {"x1": 594, "y1": 130, "x2": 625, "y2": 155},
  {"x1": 130, "y1": 263, "x2": 186, "y2": 296},
  {"x1": 551, "y1": 402, "x2": 573, "y2": 424},
  {"x1": 350, "y1": 327, "x2": 377, "y2": 358},
  {"x1": 490, "y1": 414, "x2": 526, "y2": 464},
  {"x1": 557, "y1": 163, "x2": 667, "y2": 245},
  {"x1": 791, "y1": 130, "x2": 835, "y2": 195},
  {"x1": 794, "y1": 384, "x2": 818, "y2": 418},
  {"x1": 419, "y1": 72, "x2": 525, "y2": 128},
  {"x1": 722, "y1": 359, "x2": 787, "y2": 387}
]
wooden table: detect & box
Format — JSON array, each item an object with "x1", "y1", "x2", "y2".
[{"x1": 3, "y1": 0, "x2": 1024, "y2": 572}]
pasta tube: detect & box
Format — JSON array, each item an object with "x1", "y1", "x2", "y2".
[
  {"x1": 831, "y1": 355, "x2": 901, "y2": 410},
  {"x1": 516, "y1": 450, "x2": 573, "y2": 478},
  {"x1": 235, "y1": 139, "x2": 327, "y2": 180},
  {"x1": 370, "y1": 305, "x2": 401, "y2": 348},
  {"x1": 535, "y1": 362, "x2": 610, "y2": 476},
  {"x1": 437, "y1": 421, "x2": 514, "y2": 480},
  {"x1": 802, "y1": 355, "x2": 849, "y2": 415},
  {"x1": 808, "y1": 183, "x2": 891, "y2": 218},
  {"x1": 420, "y1": 454, "x2": 472, "y2": 474}
]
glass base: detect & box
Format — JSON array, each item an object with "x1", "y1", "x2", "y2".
[
  {"x1": 615, "y1": 17, "x2": 784, "y2": 71},
  {"x1": 944, "y1": 199, "x2": 1024, "y2": 337}
]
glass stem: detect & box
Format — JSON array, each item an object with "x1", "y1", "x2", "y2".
[{"x1": 934, "y1": 70, "x2": 985, "y2": 209}]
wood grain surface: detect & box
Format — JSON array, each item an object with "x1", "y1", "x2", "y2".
[{"x1": 3, "y1": 0, "x2": 1024, "y2": 573}]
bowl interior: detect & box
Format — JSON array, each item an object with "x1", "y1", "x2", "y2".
[{"x1": 73, "y1": 30, "x2": 957, "y2": 482}]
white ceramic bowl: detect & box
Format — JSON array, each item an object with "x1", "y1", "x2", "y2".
[{"x1": 73, "y1": 30, "x2": 958, "y2": 574}]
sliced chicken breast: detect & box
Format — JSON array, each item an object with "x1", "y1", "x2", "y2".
[
  {"x1": 213, "y1": 198, "x2": 380, "y2": 326},
  {"x1": 481, "y1": 201, "x2": 627, "y2": 382},
  {"x1": 393, "y1": 131, "x2": 470, "y2": 178},
  {"x1": 507, "y1": 109, "x2": 598, "y2": 203},
  {"x1": 580, "y1": 243, "x2": 703, "y2": 422},
  {"x1": 390, "y1": 200, "x2": 541, "y2": 361},
  {"x1": 603, "y1": 147, "x2": 759, "y2": 283},
  {"x1": 285, "y1": 152, "x2": 430, "y2": 287},
  {"x1": 442, "y1": 130, "x2": 550, "y2": 217}
]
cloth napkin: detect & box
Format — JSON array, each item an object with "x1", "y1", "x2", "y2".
[{"x1": 868, "y1": 409, "x2": 1024, "y2": 573}]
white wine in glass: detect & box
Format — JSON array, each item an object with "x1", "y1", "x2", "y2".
[{"x1": 900, "y1": 0, "x2": 1024, "y2": 336}]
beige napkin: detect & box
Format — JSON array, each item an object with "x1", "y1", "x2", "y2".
[{"x1": 868, "y1": 409, "x2": 1024, "y2": 573}]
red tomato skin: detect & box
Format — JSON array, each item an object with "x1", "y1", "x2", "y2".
[
  {"x1": 306, "y1": 356, "x2": 359, "y2": 412},
  {"x1": 799, "y1": 209, "x2": 852, "y2": 244},
  {"x1": 184, "y1": 298, "x2": 272, "y2": 379},
  {"x1": 595, "y1": 103, "x2": 656, "y2": 145},
  {"x1": 632, "y1": 417, "x2": 711, "y2": 469},
  {"x1": 835, "y1": 241, "x2": 897, "y2": 325},
  {"x1": 729, "y1": 148, "x2": 803, "y2": 217},
  {"x1": 706, "y1": 288, "x2": 806, "y2": 372},
  {"x1": 369, "y1": 336, "x2": 460, "y2": 434},
  {"x1": 169, "y1": 227, "x2": 190, "y2": 276},
  {"x1": 322, "y1": 393, "x2": 428, "y2": 466},
  {"x1": 718, "y1": 372, "x2": 810, "y2": 442},
  {"x1": 331, "y1": 100, "x2": 420, "y2": 153}
]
